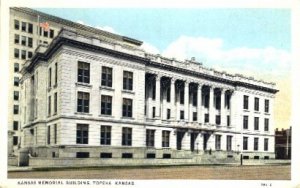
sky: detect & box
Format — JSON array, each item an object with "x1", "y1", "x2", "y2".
[{"x1": 37, "y1": 8, "x2": 291, "y2": 129}]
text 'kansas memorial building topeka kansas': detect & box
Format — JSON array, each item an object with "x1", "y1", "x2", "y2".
[{"x1": 10, "y1": 8, "x2": 278, "y2": 166}]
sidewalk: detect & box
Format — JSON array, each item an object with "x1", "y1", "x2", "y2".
[{"x1": 8, "y1": 165, "x2": 33, "y2": 172}]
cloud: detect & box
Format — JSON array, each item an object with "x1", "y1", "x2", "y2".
[
  {"x1": 141, "y1": 42, "x2": 160, "y2": 54},
  {"x1": 77, "y1": 20, "x2": 118, "y2": 34}
]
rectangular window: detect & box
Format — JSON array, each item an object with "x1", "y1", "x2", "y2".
[
  {"x1": 243, "y1": 115, "x2": 248, "y2": 129},
  {"x1": 76, "y1": 124, "x2": 89, "y2": 144},
  {"x1": 101, "y1": 95, "x2": 112, "y2": 115},
  {"x1": 167, "y1": 88, "x2": 170, "y2": 102},
  {"x1": 13, "y1": 121, "x2": 19, "y2": 131},
  {"x1": 146, "y1": 129, "x2": 155, "y2": 147},
  {"x1": 204, "y1": 113, "x2": 209, "y2": 123},
  {"x1": 54, "y1": 124, "x2": 57, "y2": 144},
  {"x1": 100, "y1": 126, "x2": 111, "y2": 145},
  {"x1": 243, "y1": 137, "x2": 248, "y2": 150},
  {"x1": 14, "y1": 91, "x2": 19, "y2": 101},
  {"x1": 50, "y1": 29, "x2": 54, "y2": 38},
  {"x1": 48, "y1": 96, "x2": 51, "y2": 116},
  {"x1": 227, "y1": 115, "x2": 230, "y2": 126},
  {"x1": 162, "y1": 130, "x2": 170, "y2": 147},
  {"x1": 254, "y1": 137, "x2": 259, "y2": 151},
  {"x1": 54, "y1": 63, "x2": 58, "y2": 86},
  {"x1": 122, "y1": 127, "x2": 132, "y2": 146},
  {"x1": 152, "y1": 107, "x2": 156, "y2": 118},
  {"x1": 243, "y1": 95, "x2": 249, "y2": 110},
  {"x1": 265, "y1": 99, "x2": 269, "y2": 113},
  {"x1": 180, "y1": 110, "x2": 184, "y2": 120},
  {"x1": 146, "y1": 153, "x2": 156, "y2": 158},
  {"x1": 167, "y1": 109, "x2": 171, "y2": 119},
  {"x1": 47, "y1": 126, "x2": 50, "y2": 144},
  {"x1": 100, "y1": 153, "x2": 112, "y2": 158},
  {"x1": 225, "y1": 94, "x2": 230, "y2": 109},
  {"x1": 39, "y1": 27, "x2": 42, "y2": 36},
  {"x1": 180, "y1": 90, "x2": 184, "y2": 104},
  {"x1": 216, "y1": 96, "x2": 221, "y2": 110},
  {"x1": 254, "y1": 117, "x2": 259, "y2": 130},
  {"x1": 21, "y1": 50, "x2": 26, "y2": 60},
  {"x1": 122, "y1": 153, "x2": 133, "y2": 158},
  {"x1": 215, "y1": 115, "x2": 221, "y2": 125},
  {"x1": 14, "y1": 63, "x2": 19, "y2": 72},
  {"x1": 54, "y1": 92, "x2": 57, "y2": 114},
  {"x1": 123, "y1": 71, "x2": 133, "y2": 90},
  {"x1": 264, "y1": 118, "x2": 269, "y2": 131},
  {"x1": 14, "y1": 20, "x2": 19, "y2": 30},
  {"x1": 204, "y1": 94, "x2": 209, "y2": 108},
  {"x1": 76, "y1": 152, "x2": 89, "y2": 158},
  {"x1": 48, "y1": 68, "x2": 52, "y2": 87},
  {"x1": 13, "y1": 136, "x2": 18, "y2": 146},
  {"x1": 14, "y1": 34, "x2": 19, "y2": 44},
  {"x1": 254, "y1": 97, "x2": 259, "y2": 111},
  {"x1": 14, "y1": 49, "x2": 19, "y2": 58},
  {"x1": 77, "y1": 61, "x2": 90, "y2": 83},
  {"x1": 28, "y1": 37, "x2": 33, "y2": 47},
  {"x1": 27, "y1": 51, "x2": 33, "y2": 59},
  {"x1": 21, "y1": 22, "x2": 26, "y2": 31},
  {"x1": 28, "y1": 23, "x2": 33, "y2": 33},
  {"x1": 192, "y1": 92, "x2": 197, "y2": 106},
  {"x1": 21, "y1": 36, "x2": 26, "y2": 46},
  {"x1": 101, "y1": 66, "x2": 113, "y2": 87},
  {"x1": 193, "y1": 112, "x2": 197, "y2": 121},
  {"x1": 226, "y1": 135, "x2": 232, "y2": 151},
  {"x1": 44, "y1": 30, "x2": 48, "y2": 37},
  {"x1": 77, "y1": 92, "x2": 89, "y2": 113},
  {"x1": 13, "y1": 105, "x2": 19, "y2": 114},
  {"x1": 215, "y1": 135, "x2": 221, "y2": 150},
  {"x1": 264, "y1": 138, "x2": 269, "y2": 151},
  {"x1": 14, "y1": 77, "x2": 19, "y2": 86},
  {"x1": 122, "y1": 98, "x2": 132, "y2": 117}
]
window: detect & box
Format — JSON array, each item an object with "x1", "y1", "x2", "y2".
[
  {"x1": 54, "y1": 124, "x2": 57, "y2": 144},
  {"x1": 226, "y1": 135, "x2": 232, "y2": 151},
  {"x1": 243, "y1": 95, "x2": 249, "y2": 110},
  {"x1": 122, "y1": 127, "x2": 132, "y2": 146},
  {"x1": 21, "y1": 22, "x2": 26, "y2": 31},
  {"x1": 14, "y1": 77, "x2": 19, "y2": 86},
  {"x1": 77, "y1": 92, "x2": 89, "y2": 113},
  {"x1": 50, "y1": 29, "x2": 54, "y2": 38},
  {"x1": 167, "y1": 88, "x2": 170, "y2": 102},
  {"x1": 146, "y1": 153, "x2": 156, "y2": 158},
  {"x1": 54, "y1": 63, "x2": 58, "y2": 86},
  {"x1": 204, "y1": 113, "x2": 209, "y2": 123},
  {"x1": 180, "y1": 89, "x2": 184, "y2": 104},
  {"x1": 13, "y1": 121, "x2": 19, "y2": 131},
  {"x1": 101, "y1": 66, "x2": 112, "y2": 87},
  {"x1": 152, "y1": 107, "x2": 155, "y2": 118},
  {"x1": 162, "y1": 130, "x2": 170, "y2": 147},
  {"x1": 264, "y1": 138, "x2": 268, "y2": 151},
  {"x1": 193, "y1": 112, "x2": 197, "y2": 121},
  {"x1": 14, "y1": 49, "x2": 19, "y2": 58},
  {"x1": 101, "y1": 95, "x2": 112, "y2": 115},
  {"x1": 254, "y1": 117, "x2": 259, "y2": 130},
  {"x1": 122, "y1": 98, "x2": 132, "y2": 117},
  {"x1": 100, "y1": 153, "x2": 112, "y2": 158},
  {"x1": 48, "y1": 96, "x2": 51, "y2": 116},
  {"x1": 76, "y1": 152, "x2": 89, "y2": 158},
  {"x1": 14, "y1": 20, "x2": 19, "y2": 30},
  {"x1": 243, "y1": 137, "x2": 248, "y2": 150},
  {"x1": 225, "y1": 94, "x2": 230, "y2": 109},
  {"x1": 76, "y1": 124, "x2": 89, "y2": 144},
  {"x1": 44, "y1": 30, "x2": 48, "y2": 37},
  {"x1": 163, "y1": 154, "x2": 171, "y2": 158},
  {"x1": 27, "y1": 51, "x2": 33, "y2": 59},
  {"x1": 21, "y1": 50, "x2": 26, "y2": 60},
  {"x1": 13, "y1": 136, "x2": 18, "y2": 146},
  {"x1": 14, "y1": 34, "x2": 19, "y2": 44},
  {"x1": 243, "y1": 115, "x2": 248, "y2": 129},
  {"x1": 122, "y1": 153, "x2": 133, "y2": 158},
  {"x1": 146, "y1": 129, "x2": 155, "y2": 147},
  {"x1": 265, "y1": 99, "x2": 269, "y2": 113},
  {"x1": 254, "y1": 97, "x2": 259, "y2": 111},
  {"x1": 77, "y1": 61, "x2": 90, "y2": 83},
  {"x1": 47, "y1": 126, "x2": 50, "y2": 144},
  {"x1": 167, "y1": 109, "x2": 171, "y2": 119},
  {"x1": 216, "y1": 96, "x2": 221, "y2": 110},
  {"x1": 39, "y1": 27, "x2": 42, "y2": 36},
  {"x1": 123, "y1": 71, "x2": 133, "y2": 90},
  {"x1": 192, "y1": 92, "x2": 197, "y2": 106},
  {"x1": 264, "y1": 118, "x2": 269, "y2": 131},
  {"x1": 14, "y1": 91, "x2": 19, "y2": 101},
  {"x1": 28, "y1": 23, "x2": 33, "y2": 33},
  {"x1": 48, "y1": 68, "x2": 52, "y2": 87},
  {"x1": 180, "y1": 110, "x2": 184, "y2": 120},
  {"x1": 54, "y1": 92, "x2": 57, "y2": 114},
  {"x1": 28, "y1": 37, "x2": 33, "y2": 47},
  {"x1": 227, "y1": 115, "x2": 230, "y2": 126},
  {"x1": 204, "y1": 94, "x2": 209, "y2": 108},
  {"x1": 21, "y1": 36, "x2": 26, "y2": 46},
  {"x1": 215, "y1": 115, "x2": 221, "y2": 125},
  {"x1": 152, "y1": 83, "x2": 156, "y2": 100},
  {"x1": 215, "y1": 135, "x2": 221, "y2": 150},
  {"x1": 254, "y1": 137, "x2": 259, "y2": 151},
  {"x1": 14, "y1": 63, "x2": 19, "y2": 72},
  {"x1": 100, "y1": 126, "x2": 111, "y2": 145},
  {"x1": 13, "y1": 105, "x2": 19, "y2": 114}
]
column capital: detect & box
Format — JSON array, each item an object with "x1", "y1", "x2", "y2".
[
  {"x1": 184, "y1": 79, "x2": 191, "y2": 84},
  {"x1": 171, "y1": 77, "x2": 177, "y2": 83},
  {"x1": 155, "y1": 74, "x2": 162, "y2": 81}
]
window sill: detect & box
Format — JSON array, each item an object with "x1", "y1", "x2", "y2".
[
  {"x1": 100, "y1": 86, "x2": 114, "y2": 91},
  {"x1": 75, "y1": 112, "x2": 92, "y2": 116},
  {"x1": 264, "y1": 113, "x2": 270, "y2": 115},
  {"x1": 47, "y1": 87, "x2": 52, "y2": 92},
  {"x1": 122, "y1": 90, "x2": 135, "y2": 94},
  {"x1": 99, "y1": 114, "x2": 114, "y2": 118},
  {"x1": 243, "y1": 109, "x2": 250, "y2": 112},
  {"x1": 254, "y1": 111, "x2": 261, "y2": 114},
  {"x1": 76, "y1": 82, "x2": 92, "y2": 88},
  {"x1": 121, "y1": 116, "x2": 134, "y2": 120}
]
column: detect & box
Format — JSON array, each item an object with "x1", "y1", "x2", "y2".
[
  {"x1": 155, "y1": 74, "x2": 161, "y2": 118},
  {"x1": 209, "y1": 86, "x2": 214, "y2": 125},
  {"x1": 170, "y1": 78, "x2": 176, "y2": 120},
  {"x1": 197, "y1": 83, "x2": 202, "y2": 124},
  {"x1": 184, "y1": 80, "x2": 190, "y2": 121},
  {"x1": 220, "y1": 89, "x2": 225, "y2": 126}
]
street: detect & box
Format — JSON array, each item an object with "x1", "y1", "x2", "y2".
[{"x1": 8, "y1": 165, "x2": 290, "y2": 180}]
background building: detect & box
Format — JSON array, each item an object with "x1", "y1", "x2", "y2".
[{"x1": 275, "y1": 127, "x2": 291, "y2": 159}]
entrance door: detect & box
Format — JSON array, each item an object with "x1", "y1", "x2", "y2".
[{"x1": 177, "y1": 132, "x2": 184, "y2": 150}]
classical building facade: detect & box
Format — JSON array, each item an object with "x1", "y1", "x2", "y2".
[{"x1": 20, "y1": 26, "x2": 278, "y2": 162}]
